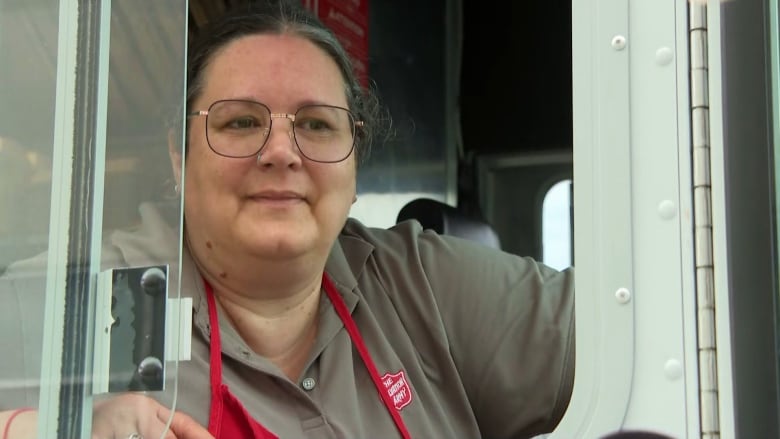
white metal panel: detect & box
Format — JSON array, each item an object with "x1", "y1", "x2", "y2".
[
  {"x1": 551, "y1": 0, "x2": 635, "y2": 436},
  {"x1": 554, "y1": 0, "x2": 698, "y2": 437},
  {"x1": 622, "y1": 0, "x2": 698, "y2": 435}
]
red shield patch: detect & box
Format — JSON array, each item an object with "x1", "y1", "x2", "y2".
[{"x1": 380, "y1": 370, "x2": 413, "y2": 411}]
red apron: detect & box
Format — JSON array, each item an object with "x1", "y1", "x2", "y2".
[{"x1": 203, "y1": 274, "x2": 412, "y2": 439}]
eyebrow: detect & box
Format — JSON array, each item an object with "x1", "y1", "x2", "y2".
[{"x1": 221, "y1": 96, "x2": 343, "y2": 109}]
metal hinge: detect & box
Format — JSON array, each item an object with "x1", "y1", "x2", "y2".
[
  {"x1": 92, "y1": 265, "x2": 191, "y2": 394},
  {"x1": 689, "y1": 3, "x2": 720, "y2": 438}
]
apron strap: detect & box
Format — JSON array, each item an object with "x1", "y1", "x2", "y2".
[
  {"x1": 203, "y1": 275, "x2": 413, "y2": 439},
  {"x1": 322, "y1": 274, "x2": 413, "y2": 439},
  {"x1": 204, "y1": 281, "x2": 225, "y2": 435}
]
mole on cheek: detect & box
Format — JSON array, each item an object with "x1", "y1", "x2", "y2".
[
  {"x1": 219, "y1": 272, "x2": 228, "y2": 279},
  {"x1": 206, "y1": 241, "x2": 213, "y2": 249}
]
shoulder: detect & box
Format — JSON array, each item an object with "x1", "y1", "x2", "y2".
[
  {"x1": 339, "y1": 216, "x2": 498, "y2": 263},
  {"x1": 338, "y1": 217, "x2": 555, "y2": 280},
  {"x1": 337, "y1": 217, "x2": 459, "y2": 282},
  {"x1": 335, "y1": 217, "x2": 554, "y2": 300},
  {"x1": 339, "y1": 217, "x2": 425, "y2": 247}
]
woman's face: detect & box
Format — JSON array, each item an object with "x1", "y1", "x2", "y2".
[{"x1": 181, "y1": 34, "x2": 357, "y2": 264}]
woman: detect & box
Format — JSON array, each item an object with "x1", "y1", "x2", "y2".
[{"x1": 0, "y1": 1, "x2": 574, "y2": 438}]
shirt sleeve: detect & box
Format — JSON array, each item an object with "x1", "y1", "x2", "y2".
[{"x1": 413, "y1": 227, "x2": 575, "y2": 438}]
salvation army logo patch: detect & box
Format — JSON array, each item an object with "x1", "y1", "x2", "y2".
[{"x1": 380, "y1": 370, "x2": 413, "y2": 410}]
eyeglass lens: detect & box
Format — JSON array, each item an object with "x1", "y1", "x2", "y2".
[{"x1": 204, "y1": 100, "x2": 356, "y2": 162}]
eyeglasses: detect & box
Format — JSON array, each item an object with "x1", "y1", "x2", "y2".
[{"x1": 187, "y1": 99, "x2": 363, "y2": 163}]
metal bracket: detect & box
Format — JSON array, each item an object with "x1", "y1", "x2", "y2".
[{"x1": 93, "y1": 265, "x2": 191, "y2": 394}]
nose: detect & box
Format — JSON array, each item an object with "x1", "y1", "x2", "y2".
[{"x1": 256, "y1": 113, "x2": 301, "y2": 168}]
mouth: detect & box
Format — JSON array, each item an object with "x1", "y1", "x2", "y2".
[{"x1": 247, "y1": 190, "x2": 307, "y2": 205}]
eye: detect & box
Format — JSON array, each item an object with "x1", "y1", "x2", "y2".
[
  {"x1": 226, "y1": 117, "x2": 260, "y2": 130},
  {"x1": 297, "y1": 117, "x2": 334, "y2": 132}
]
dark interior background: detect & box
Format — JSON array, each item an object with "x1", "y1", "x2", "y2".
[
  {"x1": 368, "y1": 0, "x2": 573, "y2": 256},
  {"x1": 460, "y1": 1, "x2": 572, "y2": 156},
  {"x1": 458, "y1": 0, "x2": 573, "y2": 258}
]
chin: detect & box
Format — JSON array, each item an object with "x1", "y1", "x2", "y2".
[
  {"x1": 243, "y1": 229, "x2": 319, "y2": 261},
  {"x1": 253, "y1": 242, "x2": 308, "y2": 260}
]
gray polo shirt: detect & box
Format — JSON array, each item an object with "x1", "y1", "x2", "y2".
[{"x1": 0, "y1": 203, "x2": 574, "y2": 438}]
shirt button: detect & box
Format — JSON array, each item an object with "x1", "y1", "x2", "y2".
[{"x1": 301, "y1": 377, "x2": 316, "y2": 391}]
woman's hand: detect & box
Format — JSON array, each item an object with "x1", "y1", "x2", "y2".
[{"x1": 91, "y1": 393, "x2": 213, "y2": 439}]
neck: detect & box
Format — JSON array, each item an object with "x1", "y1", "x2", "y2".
[
  {"x1": 214, "y1": 276, "x2": 322, "y2": 379},
  {"x1": 186, "y1": 238, "x2": 327, "y2": 379},
  {"x1": 185, "y1": 230, "x2": 330, "y2": 301}
]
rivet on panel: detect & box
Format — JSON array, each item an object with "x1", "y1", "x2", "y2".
[
  {"x1": 655, "y1": 47, "x2": 673, "y2": 66},
  {"x1": 615, "y1": 288, "x2": 631, "y2": 304},
  {"x1": 658, "y1": 200, "x2": 677, "y2": 220},
  {"x1": 611, "y1": 35, "x2": 627, "y2": 50},
  {"x1": 664, "y1": 359, "x2": 683, "y2": 380}
]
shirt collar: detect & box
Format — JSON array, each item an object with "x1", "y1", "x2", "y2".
[{"x1": 324, "y1": 221, "x2": 374, "y2": 294}]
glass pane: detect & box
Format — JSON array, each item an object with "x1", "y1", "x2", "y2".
[
  {"x1": 0, "y1": 3, "x2": 58, "y2": 272},
  {"x1": 0, "y1": 0, "x2": 188, "y2": 436},
  {"x1": 0, "y1": 0, "x2": 62, "y2": 427},
  {"x1": 97, "y1": 0, "x2": 187, "y2": 425}
]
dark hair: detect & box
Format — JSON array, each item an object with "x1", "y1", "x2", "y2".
[{"x1": 186, "y1": 0, "x2": 387, "y2": 163}]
